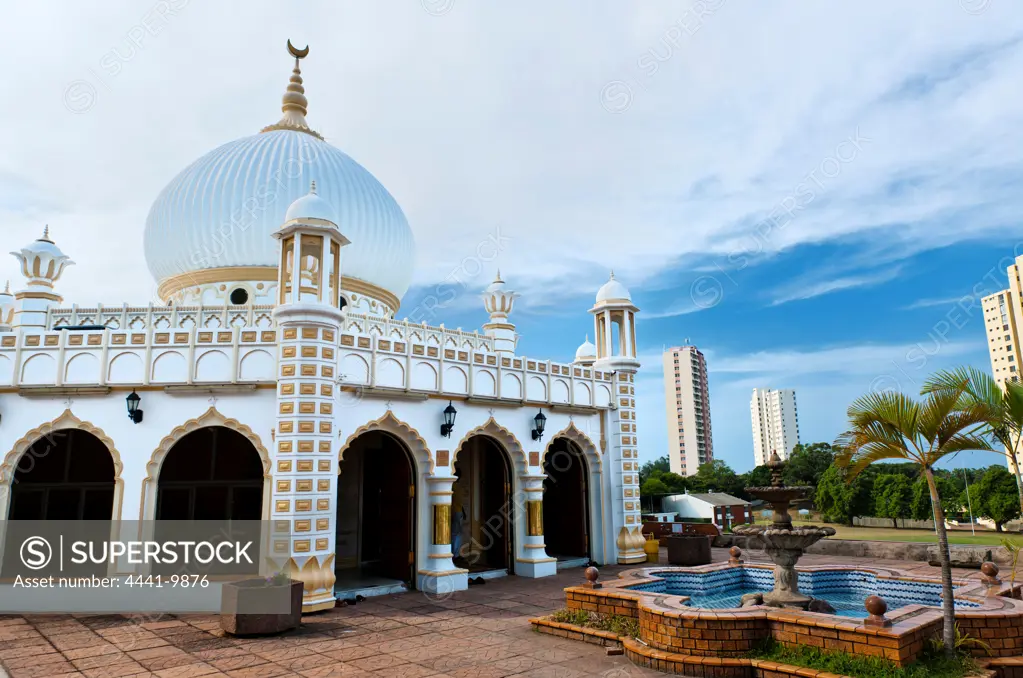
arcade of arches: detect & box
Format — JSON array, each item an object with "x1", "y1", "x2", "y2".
[
  {"x1": 452, "y1": 435, "x2": 513, "y2": 573},
  {"x1": 543, "y1": 437, "x2": 591, "y2": 561}
]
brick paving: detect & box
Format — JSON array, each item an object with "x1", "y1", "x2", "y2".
[
  {"x1": 0, "y1": 548, "x2": 1007, "y2": 678},
  {"x1": 0, "y1": 562, "x2": 661, "y2": 678}
]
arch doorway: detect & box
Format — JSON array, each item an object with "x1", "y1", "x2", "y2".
[
  {"x1": 9, "y1": 429, "x2": 115, "y2": 520},
  {"x1": 5, "y1": 429, "x2": 116, "y2": 576},
  {"x1": 452, "y1": 435, "x2": 513, "y2": 573},
  {"x1": 542, "y1": 438, "x2": 591, "y2": 563},
  {"x1": 336, "y1": 431, "x2": 416, "y2": 590},
  {"x1": 155, "y1": 426, "x2": 264, "y2": 521}
]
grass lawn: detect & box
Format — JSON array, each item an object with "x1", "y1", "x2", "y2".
[{"x1": 753, "y1": 519, "x2": 1014, "y2": 546}]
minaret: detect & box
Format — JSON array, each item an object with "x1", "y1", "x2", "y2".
[
  {"x1": 271, "y1": 179, "x2": 349, "y2": 613},
  {"x1": 10, "y1": 226, "x2": 74, "y2": 330},
  {"x1": 482, "y1": 270, "x2": 519, "y2": 355},
  {"x1": 589, "y1": 271, "x2": 645, "y2": 564}
]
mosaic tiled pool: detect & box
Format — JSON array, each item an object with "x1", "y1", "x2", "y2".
[{"x1": 626, "y1": 566, "x2": 981, "y2": 618}]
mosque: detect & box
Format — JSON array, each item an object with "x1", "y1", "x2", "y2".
[{"x1": 0, "y1": 43, "x2": 646, "y2": 612}]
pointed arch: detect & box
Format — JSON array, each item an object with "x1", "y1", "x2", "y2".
[
  {"x1": 0, "y1": 409, "x2": 125, "y2": 522},
  {"x1": 543, "y1": 421, "x2": 602, "y2": 472},
  {"x1": 453, "y1": 417, "x2": 528, "y2": 474},
  {"x1": 337, "y1": 410, "x2": 432, "y2": 474},
  {"x1": 139, "y1": 407, "x2": 271, "y2": 523}
]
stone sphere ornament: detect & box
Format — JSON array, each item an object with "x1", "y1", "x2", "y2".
[
  {"x1": 728, "y1": 546, "x2": 743, "y2": 565},
  {"x1": 864, "y1": 595, "x2": 891, "y2": 627},
  {"x1": 583, "y1": 566, "x2": 601, "y2": 589},
  {"x1": 981, "y1": 561, "x2": 1001, "y2": 585}
]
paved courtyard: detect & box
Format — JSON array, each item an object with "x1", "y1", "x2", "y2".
[
  {"x1": 0, "y1": 563, "x2": 660, "y2": 678},
  {"x1": 0, "y1": 548, "x2": 1003, "y2": 678}
]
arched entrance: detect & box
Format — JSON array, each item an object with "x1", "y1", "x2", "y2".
[
  {"x1": 543, "y1": 438, "x2": 591, "y2": 563},
  {"x1": 336, "y1": 431, "x2": 416, "y2": 590},
  {"x1": 4, "y1": 428, "x2": 117, "y2": 577},
  {"x1": 8, "y1": 429, "x2": 115, "y2": 520},
  {"x1": 452, "y1": 435, "x2": 513, "y2": 574},
  {"x1": 155, "y1": 426, "x2": 264, "y2": 520}
]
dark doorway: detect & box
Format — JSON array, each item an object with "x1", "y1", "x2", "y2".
[
  {"x1": 155, "y1": 427, "x2": 264, "y2": 521},
  {"x1": 335, "y1": 432, "x2": 415, "y2": 588},
  {"x1": 8, "y1": 429, "x2": 115, "y2": 520},
  {"x1": 452, "y1": 436, "x2": 513, "y2": 572},
  {"x1": 542, "y1": 438, "x2": 590, "y2": 560}
]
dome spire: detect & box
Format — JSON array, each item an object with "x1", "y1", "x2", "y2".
[
  {"x1": 40, "y1": 225, "x2": 52, "y2": 243},
  {"x1": 261, "y1": 40, "x2": 323, "y2": 140}
]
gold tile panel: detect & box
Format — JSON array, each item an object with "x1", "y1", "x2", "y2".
[
  {"x1": 242, "y1": 331, "x2": 256, "y2": 342},
  {"x1": 298, "y1": 441, "x2": 314, "y2": 453},
  {"x1": 358, "y1": 337, "x2": 370, "y2": 348},
  {"x1": 280, "y1": 403, "x2": 294, "y2": 414},
  {"x1": 300, "y1": 383, "x2": 315, "y2": 395},
  {"x1": 282, "y1": 346, "x2": 297, "y2": 358},
  {"x1": 317, "y1": 480, "x2": 330, "y2": 492},
  {"x1": 341, "y1": 334, "x2": 355, "y2": 347},
  {"x1": 321, "y1": 366, "x2": 333, "y2": 378},
  {"x1": 278, "y1": 461, "x2": 292, "y2": 472},
  {"x1": 296, "y1": 480, "x2": 313, "y2": 492},
  {"x1": 318, "y1": 441, "x2": 331, "y2": 453},
  {"x1": 300, "y1": 364, "x2": 316, "y2": 376},
  {"x1": 295, "y1": 520, "x2": 311, "y2": 532},
  {"x1": 427, "y1": 347, "x2": 438, "y2": 357},
  {"x1": 316, "y1": 499, "x2": 330, "y2": 511},
  {"x1": 319, "y1": 421, "x2": 332, "y2": 434},
  {"x1": 261, "y1": 331, "x2": 276, "y2": 342},
  {"x1": 281, "y1": 365, "x2": 296, "y2": 377},
  {"x1": 276, "y1": 480, "x2": 290, "y2": 492},
  {"x1": 322, "y1": 347, "x2": 334, "y2": 359},
  {"x1": 284, "y1": 328, "x2": 298, "y2": 340},
  {"x1": 294, "y1": 540, "x2": 310, "y2": 553},
  {"x1": 299, "y1": 402, "x2": 316, "y2": 414},
  {"x1": 295, "y1": 500, "x2": 312, "y2": 512},
  {"x1": 278, "y1": 441, "x2": 293, "y2": 453},
  {"x1": 111, "y1": 334, "x2": 125, "y2": 345},
  {"x1": 275, "y1": 500, "x2": 290, "y2": 512},
  {"x1": 320, "y1": 403, "x2": 332, "y2": 414},
  {"x1": 301, "y1": 346, "x2": 317, "y2": 358},
  {"x1": 317, "y1": 460, "x2": 331, "y2": 472},
  {"x1": 316, "y1": 518, "x2": 329, "y2": 531},
  {"x1": 297, "y1": 460, "x2": 314, "y2": 472},
  {"x1": 379, "y1": 340, "x2": 391, "y2": 351},
  {"x1": 279, "y1": 422, "x2": 294, "y2": 433},
  {"x1": 322, "y1": 329, "x2": 334, "y2": 342},
  {"x1": 281, "y1": 383, "x2": 295, "y2": 395}
]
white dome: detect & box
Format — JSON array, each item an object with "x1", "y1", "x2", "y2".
[
  {"x1": 144, "y1": 129, "x2": 415, "y2": 304},
  {"x1": 575, "y1": 336, "x2": 596, "y2": 360},
  {"x1": 596, "y1": 272, "x2": 631, "y2": 303},
  {"x1": 285, "y1": 181, "x2": 337, "y2": 224}
]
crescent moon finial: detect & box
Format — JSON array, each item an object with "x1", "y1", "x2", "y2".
[{"x1": 287, "y1": 39, "x2": 310, "y2": 60}]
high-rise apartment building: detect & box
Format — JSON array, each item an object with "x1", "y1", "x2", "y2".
[
  {"x1": 662, "y1": 345, "x2": 713, "y2": 476},
  {"x1": 750, "y1": 388, "x2": 800, "y2": 467},
  {"x1": 981, "y1": 256, "x2": 1023, "y2": 472}
]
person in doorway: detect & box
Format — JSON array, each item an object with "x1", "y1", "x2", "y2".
[{"x1": 451, "y1": 505, "x2": 466, "y2": 558}]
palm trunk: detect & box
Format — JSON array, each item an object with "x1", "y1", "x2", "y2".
[
  {"x1": 1010, "y1": 449, "x2": 1023, "y2": 520},
  {"x1": 925, "y1": 466, "x2": 956, "y2": 658}
]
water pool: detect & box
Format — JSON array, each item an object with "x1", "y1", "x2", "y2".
[{"x1": 626, "y1": 567, "x2": 979, "y2": 619}]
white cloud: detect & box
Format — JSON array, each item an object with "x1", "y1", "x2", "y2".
[{"x1": 0, "y1": 3, "x2": 1020, "y2": 307}]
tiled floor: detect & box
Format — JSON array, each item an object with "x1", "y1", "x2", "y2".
[
  {"x1": 0, "y1": 548, "x2": 1004, "y2": 678},
  {"x1": 0, "y1": 562, "x2": 661, "y2": 678}
]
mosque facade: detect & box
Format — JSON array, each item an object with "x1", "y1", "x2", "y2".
[{"x1": 0, "y1": 44, "x2": 647, "y2": 612}]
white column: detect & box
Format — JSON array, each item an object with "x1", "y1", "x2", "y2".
[{"x1": 602, "y1": 312, "x2": 612, "y2": 358}]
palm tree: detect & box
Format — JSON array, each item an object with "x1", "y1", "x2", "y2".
[
  {"x1": 835, "y1": 386, "x2": 992, "y2": 657},
  {"x1": 923, "y1": 366, "x2": 1023, "y2": 516}
]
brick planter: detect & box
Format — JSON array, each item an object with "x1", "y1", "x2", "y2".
[{"x1": 558, "y1": 562, "x2": 1023, "y2": 666}]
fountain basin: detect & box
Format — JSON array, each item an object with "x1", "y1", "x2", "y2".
[
  {"x1": 556, "y1": 562, "x2": 1021, "y2": 666},
  {"x1": 625, "y1": 566, "x2": 979, "y2": 619}
]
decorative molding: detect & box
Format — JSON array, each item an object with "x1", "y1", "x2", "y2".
[
  {"x1": 452, "y1": 416, "x2": 528, "y2": 472},
  {"x1": 542, "y1": 422, "x2": 602, "y2": 471},
  {"x1": 338, "y1": 410, "x2": 432, "y2": 474},
  {"x1": 0, "y1": 410, "x2": 124, "y2": 526},
  {"x1": 144, "y1": 406, "x2": 271, "y2": 483}
]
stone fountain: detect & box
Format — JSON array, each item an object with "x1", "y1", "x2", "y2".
[{"x1": 733, "y1": 451, "x2": 835, "y2": 609}]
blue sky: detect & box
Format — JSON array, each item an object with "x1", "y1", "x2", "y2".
[{"x1": 1, "y1": 3, "x2": 1021, "y2": 472}]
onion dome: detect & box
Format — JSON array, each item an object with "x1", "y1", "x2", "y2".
[
  {"x1": 284, "y1": 181, "x2": 337, "y2": 225},
  {"x1": 10, "y1": 226, "x2": 75, "y2": 290},
  {"x1": 596, "y1": 270, "x2": 631, "y2": 304},
  {"x1": 574, "y1": 335, "x2": 597, "y2": 363},
  {"x1": 143, "y1": 41, "x2": 414, "y2": 313}
]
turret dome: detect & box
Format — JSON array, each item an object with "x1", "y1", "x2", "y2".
[{"x1": 596, "y1": 271, "x2": 631, "y2": 304}]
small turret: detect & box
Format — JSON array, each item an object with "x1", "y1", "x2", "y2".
[
  {"x1": 482, "y1": 270, "x2": 519, "y2": 355},
  {"x1": 10, "y1": 226, "x2": 74, "y2": 329}
]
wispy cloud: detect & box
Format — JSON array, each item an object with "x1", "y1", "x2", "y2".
[
  {"x1": 769, "y1": 266, "x2": 902, "y2": 306},
  {"x1": 901, "y1": 295, "x2": 975, "y2": 310}
]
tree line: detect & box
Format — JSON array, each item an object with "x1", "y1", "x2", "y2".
[{"x1": 640, "y1": 441, "x2": 1022, "y2": 531}]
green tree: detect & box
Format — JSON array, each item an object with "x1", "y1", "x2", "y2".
[
  {"x1": 742, "y1": 465, "x2": 773, "y2": 489},
  {"x1": 815, "y1": 464, "x2": 872, "y2": 525},
  {"x1": 691, "y1": 460, "x2": 743, "y2": 497},
  {"x1": 924, "y1": 366, "x2": 1023, "y2": 516},
  {"x1": 639, "y1": 456, "x2": 670, "y2": 486},
  {"x1": 975, "y1": 465, "x2": 1022, "y2": 532},
  {"x1": 640, "y1": 477, "x2": 670, "y2": 499},
  {"x1": 873, "y1": 474, "x2": 912, "y2": 528},
  {"x1": 783, "y1": 442, "x2": 834, "y2": 487},
  {"x1": 910, "y1": 475, "x2": 964, "y2": 521},
  {"x1": 836, "y1": 385, "x2": 992, "y2": 657}
]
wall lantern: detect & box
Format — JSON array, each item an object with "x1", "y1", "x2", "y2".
[
  {"x1": 531, "y1": 409, "x2": 547, "y2": 441},
  {"x1": 440, "y1": 401, "x2": 457, "y2": 437},
  {"x1": 126, "y1": 390, "x2": 144, "y2": 424}
]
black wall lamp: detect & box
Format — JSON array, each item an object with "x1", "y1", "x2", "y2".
[
  {"x1": 440, "y1": 401, "x2": 457, "y2": 437},
  {"x1": 126, "y1": 390, "x2": 144, "y2": 424},
  {"x1": 531, "y1": 409, "x2": 547, "y2": 441}
]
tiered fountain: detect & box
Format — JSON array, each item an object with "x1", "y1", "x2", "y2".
[{"x1": 733, "y1": 451, "x2": 835, "y2": 609}]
